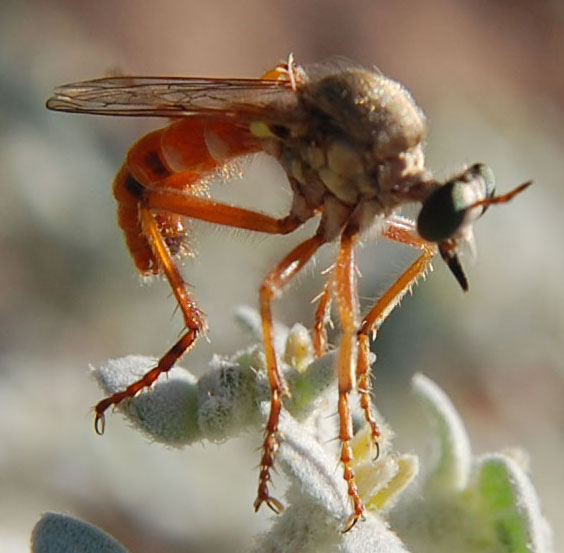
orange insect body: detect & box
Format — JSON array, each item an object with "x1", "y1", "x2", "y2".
[
  {"x1": 47, "y1": 56, "x2": 530, "y2": 530},
  {"x1": 115, "y1": 119, "x2": 261, "y2": 273}
]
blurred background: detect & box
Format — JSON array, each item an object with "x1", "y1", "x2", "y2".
[{"x1": 1, "y1": 0, "x2": 563, "y2": 551}]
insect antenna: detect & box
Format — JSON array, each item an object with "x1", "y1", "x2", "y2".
[{"x1": 470, "y1": 180, "x2": 533, "y2": 210}]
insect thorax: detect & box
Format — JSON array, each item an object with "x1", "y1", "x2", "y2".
[{"x1": 258, "y1": 68, "x2": 431, "y2": 239}]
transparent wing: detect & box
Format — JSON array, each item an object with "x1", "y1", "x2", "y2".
[{"x1": 46, "y1": 76, "x2": 297, "y2": 119}]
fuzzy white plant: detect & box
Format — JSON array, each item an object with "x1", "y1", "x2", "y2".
[{"x1": 31, "y1": 308, "x2": 553, "y2": 553}]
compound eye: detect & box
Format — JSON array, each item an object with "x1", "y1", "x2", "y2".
[
  {"x1": 471, "y1": 163, "x2": 496, "y2": 199},
  {"x1": 417, "y1": 163, "x2": 496, "y2": 242},
  {"x1": 417, "y1": 181, "x2": 463, "y2": 242}
]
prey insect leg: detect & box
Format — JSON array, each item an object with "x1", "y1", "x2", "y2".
[
  {"x1": 355, "y1": 218, "x2": 436, "y2": 455},
  {"x1": 254, "y1": 233, "x2": 325, "y2": 514}
]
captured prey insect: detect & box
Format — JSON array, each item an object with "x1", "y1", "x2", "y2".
[{"x1": 46, "y1": 55, "x2": 531, "y2": 531}]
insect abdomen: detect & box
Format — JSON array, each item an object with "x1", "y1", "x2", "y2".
[
  {"x1": 113, "y1": 128, "x2": 187, "y2": 275},
  {"x1": 113, "y1": 165, "x2": 160, "y2": 274},
  {"x1": 113, "y1": 119, "x2": 260, "y2": 275}
]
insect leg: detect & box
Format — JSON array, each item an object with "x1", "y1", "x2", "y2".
[
  {"x1": 334, "y1": 226, "x2": 366, "y2": 531},
  {"x1": 94, "y1": 206, "x2": 205, "y2": 434},
  {"x1": 96, "y1": 192, "x2": 309, "y2": 431},
  {"x1": 313, "y1": 277, "x2": 334, "y2": 358},
  {"x1": 356, "y1": 218, "x2": 436, "y2": 455},
  {"x1": 254, "y1": 233, "x2": 325, "y2": 514},
  {"x1": 145, "y1": 186, "x2": 303, "y2": 234}
]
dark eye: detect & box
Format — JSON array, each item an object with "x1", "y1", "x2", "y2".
[{"x1": 417, "y1": 163, "x2": 495, "y2": 242}]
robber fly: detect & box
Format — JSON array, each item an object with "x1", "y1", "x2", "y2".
[{"x1": 46, "y1": 55, "x2": 530, "y2": 530}]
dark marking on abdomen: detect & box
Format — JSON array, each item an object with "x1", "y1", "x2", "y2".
[
  {"x1": 124, "y1": 173, "x2": 145, "y2": 198},
  {"x1": 145, "y1": 151, "x2": 169, "y2": 178}
]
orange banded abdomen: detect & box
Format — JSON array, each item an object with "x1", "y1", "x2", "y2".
[{"x1": 113, "y1": 119, "x2": 260, "y2": 275}]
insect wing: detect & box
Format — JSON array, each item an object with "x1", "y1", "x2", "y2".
[{"x1": 46, "y1": 76, "x2": 297, "y2": 121}]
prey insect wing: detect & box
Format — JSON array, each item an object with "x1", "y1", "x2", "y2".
[{"x1": 46, "y1": 76, "x2": 296, "y2": 119}]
